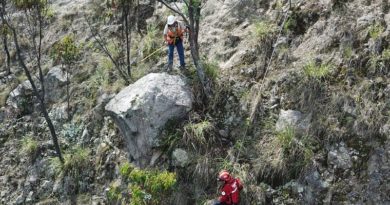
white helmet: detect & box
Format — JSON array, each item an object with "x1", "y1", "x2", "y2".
[{"x1": 167, "y1": 15, "x2": 175, "y2": 25}]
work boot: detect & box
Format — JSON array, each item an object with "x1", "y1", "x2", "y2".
[
  {"x1": 179, "y1": 65, "x2": 188, "y2": 73},
  {"x1": 166, "y1": 63, "x2": 173, "y2": 72}
]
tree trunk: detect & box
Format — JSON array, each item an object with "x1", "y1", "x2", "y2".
[
  {"x1": 5, "y1": 18, "x2": 64, "y2": 163},
  {"x1": 124, "y1": 3, "x2": 131, "y2": 76},
  {"x1": 37, "y1": 7, "x2": 45, "y2": 100},
  {"x1": 188, "y1": 0, "x2": 211, "y2": 99},
  {"x1": 2, "y1": 33, "x2": 10, "y2": 74},
  {"x1": 66, "y1": 64, "x2": 70, "y2": 121}
]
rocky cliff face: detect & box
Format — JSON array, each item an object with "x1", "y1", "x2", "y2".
[{"x1": 0, "y1": 0, "x2": 389, "y2": 204}]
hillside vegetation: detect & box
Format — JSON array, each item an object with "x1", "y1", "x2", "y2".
[{"x1": 0, "y1": 0, "x2": 389, "y2": 204}]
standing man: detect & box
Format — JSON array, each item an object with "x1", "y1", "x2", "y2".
[
  {"x1": 163, "y1": 15, "x2": 187, "y2": 72},
  {"x1": 214, "y1": 170, "x2": 243, "y2": 205}
]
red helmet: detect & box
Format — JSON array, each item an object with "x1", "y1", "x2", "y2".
[{"x1": 218, "y1": 170, "x2": 232, "y2": 182}]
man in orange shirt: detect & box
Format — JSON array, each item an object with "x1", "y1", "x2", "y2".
[{"x1": 163, "y1": 15, "x2": 187, "y2": 72}]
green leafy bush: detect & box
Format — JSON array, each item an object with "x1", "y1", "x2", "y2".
[
  {"x1": 128, "y1": 168, "x2": 149, "y2": 185},
  {"x1": 146, "y1": 171, "x2": 177, "y2": 193},
  {"x1": 51, "y1": 35, "x2": 80, "y2": 64},
  {"x1": 109, "y1": 166, "x2": 177, "y2": 204},
  {"x1": 382, "y1": 48, "x2": 390, "y2": 60},
  {"x1": 120, "y1": 162, "x2": 134, "y2": 178},
  {"x1": 107, "y1": 183, "x2": 122, "y2": 202},
  {"x1": 368, "y1": 23, "x2": 384, "y2": 40}
]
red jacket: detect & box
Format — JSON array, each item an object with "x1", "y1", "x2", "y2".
[{"x1": 218, "y1": 178, "x2": 242, "y2": 204}]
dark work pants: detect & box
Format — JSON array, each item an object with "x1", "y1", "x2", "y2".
[{"x1": 168, "y1": 39, "x2": 185, "y2": 67}]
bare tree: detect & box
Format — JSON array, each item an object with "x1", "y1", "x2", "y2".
[
  {"x1": 157, "y1": 0, "x2": 212, "y2": 99},
  {"x1": 86, "y1": 0, "x2": 139, "y2": 83},
  {"x1": 1, "y1": 0, "x2": 63, "y2": 162}
]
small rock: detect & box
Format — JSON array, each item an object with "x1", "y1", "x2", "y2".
[
  {"x1": 275, "y1": 109, "x2": 310, "y2": 132},
  {"x1": 172, "y1": 148, "x2": 189, "y2": 168},
  {"x1": 218, "y1": 129, "x2": 229, "y2": 137},
  {"x1": 25, "y1": 191, "x2": 34, "y2": 203},
  {"x1": 327, "y1": 142, "x2": 352, "y2": 170},
  {"x1": 52, "y1": 179, "x2": 62, "y2": 194},
  {"x1": 15, "y1": 194, "x2": 24, "y2": 205}
]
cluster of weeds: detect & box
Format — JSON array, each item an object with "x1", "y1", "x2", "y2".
[{"x1": 108, "y1": 162, "x2": 177, "y2": 205}]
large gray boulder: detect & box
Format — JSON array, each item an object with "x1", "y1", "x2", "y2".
[{"x1": 105, "y1": 73, "x2": 192, "y2": 167}]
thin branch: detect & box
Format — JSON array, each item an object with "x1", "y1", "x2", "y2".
[
  {"x1": 85, "y1": 16, "x2": 130, "y2": 84},
  {"x1": 157, "y1": 0, "x2": 189, "y2": 25}
]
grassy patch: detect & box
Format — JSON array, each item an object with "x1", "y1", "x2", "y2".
[
  {"x1": 21, "y1": 136, "x2": 39, "y2": 156},
  {"x1": 183, "y1": 120, "x2": 214, "y2": 148},
  {"x1": 368, "y1": 23, "x2": 384, "y2": 40},
  {"x1": 0, "y1": 85, "x2": 11, "y2": 107},
  {"x1": 252, "y1": 21, "x2": 277, "y2": 41},
  {"x1": 276, "y1": 126, "x2": 295, "y2": 151},
  {"x1": 49, "y1": 146, "x2": 91, "y2": 177},
  {"x1": 202, "y1": 60, "x2": 219, "y2": 81},
  {"x1": 381, "y1": 48, "x2": 390, "y2": 60},
  {"x1": 109, "y1": 166, "x2": 177, "y2": 204},
  {"x1": 303, "y1": 61, "x2": 333, "y2": 80},
  {"x1": 131, "y1": 63, "x2": 150, "y2": 81},
  {"x1": 141, "y1": 24, "x2": 163, "y2": 63}
]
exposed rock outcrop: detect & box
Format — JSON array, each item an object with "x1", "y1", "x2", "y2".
[{"x1": 105, "y1": 73, "x2": 192, "y2": 167}]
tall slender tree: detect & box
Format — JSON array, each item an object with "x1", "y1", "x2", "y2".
[
  {"x1": 1, "y1": 0, "x2": 63, "y2": 162},
  {"x1": 87, "y1": 0, "x2": 138, "y2": 83}
]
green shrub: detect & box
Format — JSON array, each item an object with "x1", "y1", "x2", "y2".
[
  {"x1": 49, "y1": 147, "x2": 91, "y2": 176},
  {"x1": 129, "y1": 184, "x2": 149, "y2": 205},
  {"x1": 368, "y1": 54, "x2": 381, "y2": 73},
  {"x1": 276, "y1": 127, "x2": 295, "y2": 151},
  {"x1": 303, "y1": 61, "x2": 333, "y2": 79},
  {"x1": 146, "y1": 171, "x2": 177, "y2": 193},
  {"x1": 343, "y1": 45, "x2": 353, "y2": 58},
  {"x1": 184, "y1": 120, "x2": 214, "y2": 146},
  {"x1": 131, "y1": 63, "x2": 149, "y2": 81},
  {"x1": 120, "y1": 162, "x2": 134, "y2": 178},
  {"x1": 63, "y1": 147, "x2": 91, "y2": 172},
  {"x1": 128, "y1": 168, "x2": 149, "y2": 184},
  {"x1": 368, "y1": 23, "x2": 384, "y2": 40},
  {"x1": 382, "y1": 48, "x2": 390, "y2": 60},
  {"x1": 116, "y1": 167, "x2": 177, "y2": 204},
  {"x1": 107, "y1": 183, "x2": 122, "y2": 202},
  {"x1": 141, "y1": 24, "x2": 162, "y2": 62},
  {"x1": 252, "y1": 21, "x2": 276, "y2": 41},
  {"x1": 202, "y1": 60, "x2": 219, "y2": 81},
  {"x1": 51, "y1": 35, "x2": 80, "y2": 64},
  {"x1": 283, "y1": 16, "x2": 297, "y2": 32},
  {"x1": 21, "y1": 136, "x2": 39, "y2": 155},
  {"x1": 61, "y1": 122, "x2": 83, "y2": 142}
]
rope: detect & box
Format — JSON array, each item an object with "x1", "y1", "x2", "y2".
[
  {"x1": 137, "y1": 45, "x2": 166, "y2": 63},
  {"x1": 249, "y1": 9, "x2": 291, "y2": 123}
]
